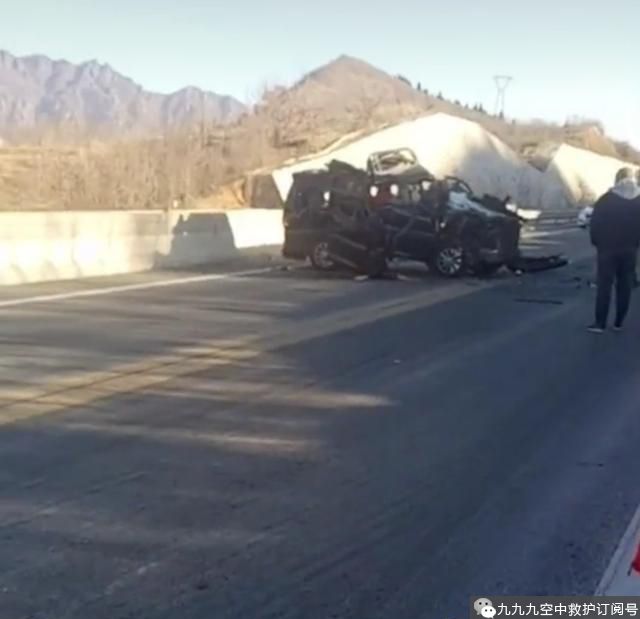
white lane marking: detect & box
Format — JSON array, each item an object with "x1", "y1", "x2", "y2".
[
  {"x1": 596, "y1": 502, "x2": 640, "y2": 595},
  {"x1": 0, "y1": 268, "x2": 274, "y2": 309}
]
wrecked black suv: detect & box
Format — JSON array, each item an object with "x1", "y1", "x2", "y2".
[{"x1": 282, "y1": 148, "x2": 522, "y2": 277}]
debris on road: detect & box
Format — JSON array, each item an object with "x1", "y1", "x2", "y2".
[
  {"x1": 507, "y1": 255, "x2": 569, "y2": 274},
  {"x1": 514, "y1": 298, "x2": 565, "y2": 306}
]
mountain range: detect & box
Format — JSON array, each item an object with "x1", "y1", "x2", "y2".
[
  {"x1": 0, "y1": 49, "x2": 636, "y2": 167},
  {"x1": 0, "y1": 50, "x2": 246, "y2": 137}
]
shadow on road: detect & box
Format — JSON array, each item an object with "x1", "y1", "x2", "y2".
[{"x1": 3, "y1": 257, "x2": 638, "y2": 618}]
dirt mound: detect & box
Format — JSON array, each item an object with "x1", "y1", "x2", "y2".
[
  {"x1": 273, "y1": 113, "x2": 533, "y2": 204},
  {"x1": 272, "y1": 113, "x2": 638, "y2": 210}
]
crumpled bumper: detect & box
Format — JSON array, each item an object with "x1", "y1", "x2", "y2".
[{"x1": 506, "y1": 254, "x2": 569, "y2": 273}]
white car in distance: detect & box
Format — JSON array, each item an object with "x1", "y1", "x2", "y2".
[{"x1": 577, "y1": 206, "x2": 593, "y2": 229}]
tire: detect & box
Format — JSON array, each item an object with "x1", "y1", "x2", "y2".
[
  {"x1": 431, "y1": 245, "x2": 466, "y2": 278},
  {"x1": 309, "y1": 241, "x2": 335, "y2": 271}
]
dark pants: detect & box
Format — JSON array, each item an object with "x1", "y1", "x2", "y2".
[{"x1": 595, "y1": 250, "x2": 636, "y2": 328}]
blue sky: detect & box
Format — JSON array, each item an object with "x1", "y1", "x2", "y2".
[{"x1": 2, "y1": 0, "x2": 638, "y2": 146}]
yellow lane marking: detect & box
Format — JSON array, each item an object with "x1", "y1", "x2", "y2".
[{"x1": 0, "y1": 281, "x2": 490, "y2": 426}]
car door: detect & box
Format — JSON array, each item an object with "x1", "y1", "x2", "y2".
[{"x1": 380, "y1": 201, "x2": 436, "y2": 260}]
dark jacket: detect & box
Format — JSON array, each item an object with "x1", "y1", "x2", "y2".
[{"x1": 590, "y1": 181, "x2": 640, "y2": 252}]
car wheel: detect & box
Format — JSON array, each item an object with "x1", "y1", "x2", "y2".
[
  {"x1": 431, "y1": 245, "x2": 466, "y2": 277},
  {"x1": 309, "y1": 241, "x2": 335, "y2": 271}
]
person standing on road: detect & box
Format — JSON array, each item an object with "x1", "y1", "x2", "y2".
[
  {"x1": 588, "y1": 167, "x2": 640, "y2": 333},
  {"x1": 635, "y1": 168, "x2": 640, "y2": 288}
]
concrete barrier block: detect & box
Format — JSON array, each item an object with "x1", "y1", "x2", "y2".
[{"x1": 0, "y1": 208, "x2": 285, "y2": 286}]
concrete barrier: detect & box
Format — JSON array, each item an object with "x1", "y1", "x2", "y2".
[{"x1": 0, "y1": 208, "x2": 284, "y2": 286}]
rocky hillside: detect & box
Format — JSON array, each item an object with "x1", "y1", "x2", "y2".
[
  {"x1": 248, "y1": 55, "x2": 639, "y2": 165},
  {"x1": 251, "y1": 55, "x2": 434, "y2": 150},
  {"x1": 0, "y1": 50, "x2": 246, "y2": 138}
]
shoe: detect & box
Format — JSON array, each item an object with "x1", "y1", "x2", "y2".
[
  {"x1": 613, "y1": 324, "x2": 623, "y2": 332},
  {"x1": 587, "y1": 324, "x2": 605, "y2": 334}
]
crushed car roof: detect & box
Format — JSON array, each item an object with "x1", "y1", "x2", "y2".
[
  {"x1": 367, "y1": 149, "x2": 436, "y2": 185},
  {"x1": 367, "y1": 148, "x2": 418, "y2": 175}
]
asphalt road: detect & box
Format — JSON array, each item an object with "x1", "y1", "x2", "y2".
[{"x1": 2, "y1": 228, "x2": 640, "y2": 619}]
